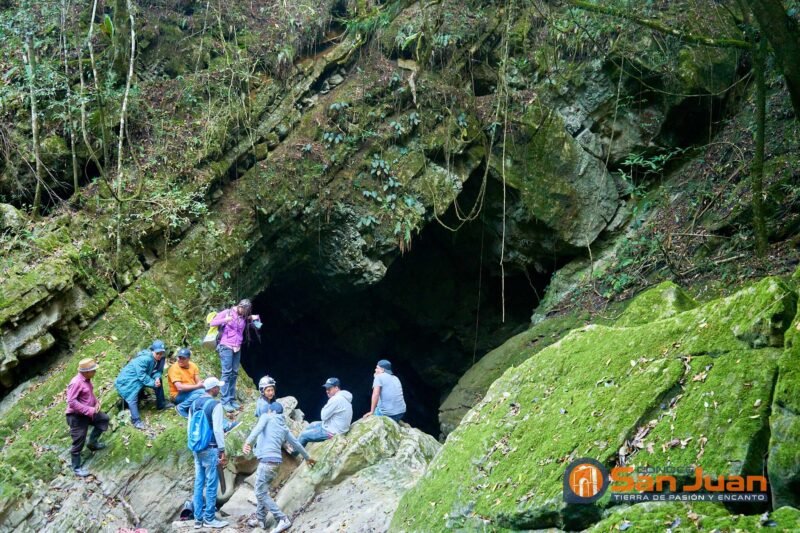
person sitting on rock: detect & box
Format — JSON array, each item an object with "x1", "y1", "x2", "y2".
[
  {"x1": 243, "y1": 411, "x2": 316, "y2": 532},
  {"x1": 190, "y1": 377, "x2": 229, "y2": 529},
  {"x1": 167, "y1": 347, "x2": 205, "y2": 418},
  {"x1": 255, "y1": 375, "x2": 283, "y2": 417},
  {"x1": 114, "y1": 340, "x2": 174, "y2": 430},
  {"x1": 363, "y1": 359, "x2": 406, "y2": 422},
  {"x1": 209, "y1": 299, "x2": 260, "y2": 413},
  {"x1": 298, "y1": 377, "x2": 353, "y2": 447},
  {"x1": 65, "y1": 357, "x2": 109, "y2": 477}
]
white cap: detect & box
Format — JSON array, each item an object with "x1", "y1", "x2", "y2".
[{"x1": 203, "y1": 377, "x2": 225, "y2": 391}]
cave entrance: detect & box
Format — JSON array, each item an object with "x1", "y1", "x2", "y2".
[{"x1": 242, "y1": 177, "x2": 551, "y2": 436}]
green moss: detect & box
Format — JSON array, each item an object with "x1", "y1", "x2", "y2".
[
  {"x1": 768, "y1": 300, "x2": 800, "y2": 508},
  {"x1": 393, "y1": 278, "x2": 797, "y2": 531},
  {"x1": 616, "y1": 281, "x2": 698, "y2": 327},
  {"x1": 642, "y1": 348, "x2": 779, "y2": 477},
  {"x1": 590, "y1": 502, "x2": 800, "y2": 532},
  {"x1": 439, "y1": 311, "x2": 589, "y2": 435}
]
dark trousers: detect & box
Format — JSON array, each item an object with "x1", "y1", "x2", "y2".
[{"x1": 66, "y1": 412, "x2": 110, "y2": 455}]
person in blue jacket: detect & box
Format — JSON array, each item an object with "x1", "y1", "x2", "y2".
[{"x1": 114, "y1": 340, "x2": 174, "y2": 429}]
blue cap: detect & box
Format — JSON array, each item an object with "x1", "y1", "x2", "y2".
[
  {"x1": 177, "y1": 347, "x2": 191, "y2": 358},
  {"x1": 151, "y1": 340, "x2": 166, "y2": 353},
  {"x1": 322, "y1": 377, "x2": 341, "y2": 389},
  {"x1": 255, "y1": 400, "x2": 284, "y2": 417},
  {"x1": 377, "y1": 359, "x2": 392, "y2": 374}
]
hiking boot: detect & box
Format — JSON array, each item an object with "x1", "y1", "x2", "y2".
[
  {"x1": 202, "y1": 518, "x2": 228, "y2": 528},
  {"x1": 158, "y1": 401, "x2": 176, "y2": 410},
  {"x1": 270, "y1": 518, "x2": 291, "y2": 533},
  {"x1": 87, "y1": 441, "x2": 107, "y2": 451},
  {"x1": 193, "y1": 520, "x2": 203, "y2": 529},
  {"x1": 73, "y1": 466, "x2": 90, "y2": 478},
  {"x1": 132, "y1": 420, "x2": 146, "y2": 430}
]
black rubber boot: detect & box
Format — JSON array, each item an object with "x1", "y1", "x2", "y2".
[
  {"x1": 72, "y1": 454, "x2": 89, "y2": 477},
  {"x1": 87, "y1": 427, "x2": 106, "y2": 451}
]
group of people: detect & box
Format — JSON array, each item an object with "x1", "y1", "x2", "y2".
[{"x1": 63, "y1": 298, "x2": 409, "y2": 532}]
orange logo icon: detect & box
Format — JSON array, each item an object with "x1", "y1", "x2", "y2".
[{"x1": 568, "y1": 463, "x2": 604, "y2": 498}]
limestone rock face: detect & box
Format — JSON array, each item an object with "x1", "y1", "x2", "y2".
[
  {"x1": 395, "y1": 278, "x2": 798, "y2": 531},
  {"x1": 490, "y1": 107, "x2": 621, "y2": 261},
  {"x1": 209, "y1": 416, "x2": 440, "y2": 532},
  {"x1": 269, "y1": 416, "x2": 440, "y2": 532}
]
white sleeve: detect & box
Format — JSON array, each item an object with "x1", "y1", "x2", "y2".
[{"x1": 211, "y1": 403, "x2": 226, "y2": 452}]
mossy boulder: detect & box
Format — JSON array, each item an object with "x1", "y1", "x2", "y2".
[
  {"x1": 589, "y1": 501, "x2": 800, "y2": 532},
  {"x1": 769, "y1": 296, "x2": 800, "y2": 509},
  {"x1": 616, "y1": 281, "x2": 698, "y2": 327},
  {"x1": 438, "y1": 312, "x2": 588, "y2": 437},
  {"x1": 393, "y1": 278, "x2": 797, "y2": 531},
  {"x1": 270, "y1": 416, "x2": 440, "y2": 531}
]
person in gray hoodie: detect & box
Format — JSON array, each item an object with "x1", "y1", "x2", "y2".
[
  {"x1": 298, "y1": 377, "x2": 353, "y2": 447},
  {"x1": 243, "y1": 412, "x2": 315, "y2": 532}
]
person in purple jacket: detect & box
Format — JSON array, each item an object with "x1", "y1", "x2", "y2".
[
  {"x1": 209, "y1": 299, "x2": 260, "y2": 412},
  {"x1": 65, "y1": 357, "x2": 109, "y2": 477}
]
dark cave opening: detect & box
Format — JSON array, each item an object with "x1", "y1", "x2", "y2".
[{"x1": 241, "y1": 174, "x2": 552, "y2": 436}]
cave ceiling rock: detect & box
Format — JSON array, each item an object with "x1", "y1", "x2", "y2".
[{"x1": 489, "y1": 105, "x2": 621, "y2": 266}]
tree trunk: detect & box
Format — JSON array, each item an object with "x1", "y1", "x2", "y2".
[
  {"x1": 752, "y1": 37, "x2": 769, "y2": 256},
  {"x1": 23, "y1": 36, "x2": 44, "y2": 219},
  {"x1": 88, "y1": 0, "x2": 110, "y2": 169},
  {"x1": 115, "y1": 0, "x2": 137, "y2": 269},
  {"x1": 62, "y1": 0, "x2": 80, "y2": 197},
  {"x1": 744, "y1": 0, "x2": 800, "y2": 119}
]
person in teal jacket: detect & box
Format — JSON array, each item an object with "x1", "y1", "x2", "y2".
[{"x1": 114, "y1": 340, "x2": 173, "y2": 429}]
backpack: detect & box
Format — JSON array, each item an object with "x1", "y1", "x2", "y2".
[
  {"x1": 187, "y1": 396, "x2": 217, "y2": 451},
  {"x1": 201, "y1": 310, "x2": 226, "y2": 350}
]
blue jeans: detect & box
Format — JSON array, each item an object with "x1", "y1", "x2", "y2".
[
  {"x1": 217, "y1": 345, "x2": 241, "y2": 406},
  {"x1": 193, "y1": 447, "x2": 219, "y2": 522},
  {"x1": 255, "y1": 462, "x2": 286, "y2": 522},
  {"x1": 298, "y1": 421, "x2": 333, "y2": 447},
  {"x1": 124, "y1": 383, "x2": 166, "y2": 423},
  {"x1": 174, "y1": 389, "x2": 205, "y2": 418},
  {"x1": 375, "y1": 406, "x2": 404, "y2": 422}
]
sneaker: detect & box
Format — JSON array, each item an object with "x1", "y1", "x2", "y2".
[
  {"x1": 73, "y1": 467, "x2": 90, "y2": 478},
  {"x1": 133, "y1": 420, "x2": 146, "y2": 430},
  {"x1": 246, "y1": 515, "x2": 265, "y2": 528},
  {"x1": 222, "y1": 403, "x2": 237, "y2": 413},
  {"x1": 194, "y1": 520, "x2": 203, "y2": 529},
  {"x1": 270, "y1": 518, "x2": 291, "y2": 533},
  {"x1": 230, "y1": 401, "x2": 241, "y2": 409},
  {"x1": 203, "y1": 518, "x2": 229, "y2": 529},
  {"x1": 224, "y1": 420, "x2": 240, "y2": 433},
  {"x1": 87, "y1": 441, "x2": 107, "y2": 451},
  {"x1": 158, "y1": 401, "x2": 176, "y2": 410}
]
